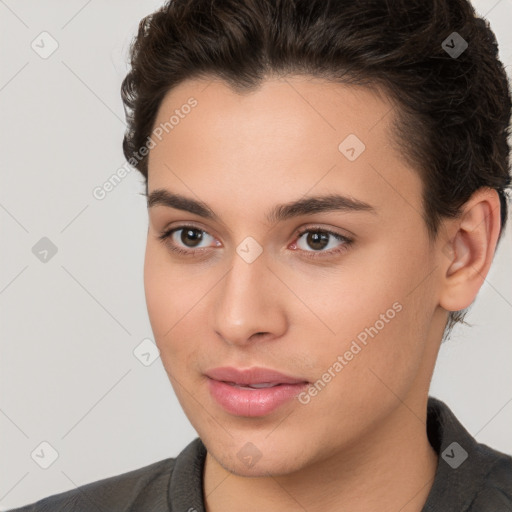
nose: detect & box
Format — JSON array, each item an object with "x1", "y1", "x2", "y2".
[{"x1": 212, "y1": 251, "x2": 288, "y2": 347}]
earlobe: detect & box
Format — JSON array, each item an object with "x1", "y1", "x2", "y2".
[{"x1": 439, "y1": 188, "x2": 501, "y2": 312}]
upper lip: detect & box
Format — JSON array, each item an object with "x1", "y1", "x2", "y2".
[{"x1": 205, "y1": 366, "x2": 309, "y2": 385}]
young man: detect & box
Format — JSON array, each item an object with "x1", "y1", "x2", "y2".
[{"x1": 11, "y1": 0, "x2": 511, "y2": 510}]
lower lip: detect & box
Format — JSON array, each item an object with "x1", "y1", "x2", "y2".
[{"x1": 207, "y1": 378, "x2": 309, "y2": 417}]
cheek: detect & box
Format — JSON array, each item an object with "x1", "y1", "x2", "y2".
[
  {"x1": 143, "y1": 241, "x2": 189, "y2": 354},
  {"x1": 143, "y1": 242, "x2": 169, "y2": 337},
  {"x1": 303, "y1": 247, "x2": 435, "y2": 399},
  {"x1": 143, "y1": 240, "x2": 211, "y2": 371},
  {"x1": 144, "y1": 240, "x2": 195, "y2": 328},
  {"x1": 303, "y1": 301, "x2": 430, "y2": 437}
]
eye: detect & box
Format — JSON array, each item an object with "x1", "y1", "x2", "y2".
[
  {"x1": 157, "y1": 224, "x2": 353, "y2": 259},
  {"x1": 158, "y1": 225, "x2": 219, "y2": 256},
  {"x1": 291, "y1": 227, "x2": 353, "y2": 259}
]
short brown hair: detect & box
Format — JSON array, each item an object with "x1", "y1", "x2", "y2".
[{"x1": 121, "y1": 0, "x2": 511, "y2": 337}]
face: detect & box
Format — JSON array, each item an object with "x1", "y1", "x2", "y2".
[{"x1": 144, "y1": 76, "x2": 447, "y2": 477}]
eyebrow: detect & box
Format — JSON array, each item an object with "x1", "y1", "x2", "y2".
[{"x1": 147, "y1": 189, "x2": 376, "y2": 224}]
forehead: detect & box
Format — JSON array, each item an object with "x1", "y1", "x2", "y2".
[
  {"x1": 147, "y1": 77, "x2": 422, "y2": 228},
  {"x1": 149, "y1": 76, "x2": 396, "y2": 156}
]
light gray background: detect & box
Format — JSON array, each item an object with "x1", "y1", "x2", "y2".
[{"x1": 1, "y1": 0, "x2": 511, "y2": 508}]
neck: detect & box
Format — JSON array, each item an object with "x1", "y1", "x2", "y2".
[{"x1": 203, "y1": 395, "x2": 439, "y2": 512}]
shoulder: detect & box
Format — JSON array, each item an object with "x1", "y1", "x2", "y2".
[
  {"x1": 7, "y1": 457, "x2": 176, "y2": 512},
  {"x1": 467, "y1": 442, "x2": 512, "y2": 510},
  {"x1": 425, "y1": 397, "x2": 512, "y2": 511}
]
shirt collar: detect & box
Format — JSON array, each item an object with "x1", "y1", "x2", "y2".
[{"x1": 422, "y1": 396, "x2": 505, "y2": 510}]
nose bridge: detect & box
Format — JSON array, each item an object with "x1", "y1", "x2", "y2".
[{"x1": 213, "y1": 247, "x2": 286, "y2": 345}]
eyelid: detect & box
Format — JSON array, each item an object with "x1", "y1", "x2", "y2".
[{"x1": 293, "y1": 223, "x2": 353, "y2": 241}]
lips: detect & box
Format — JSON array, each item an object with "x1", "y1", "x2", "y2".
[
  {"x1": 205, "y1": 367, "x2": 310, "y2": 416},
  {"x1": 205, "y1": 366, "x2": 309, "y2": 386}
]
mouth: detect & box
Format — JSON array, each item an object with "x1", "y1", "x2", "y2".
[
  {"x1": 204, "y1": 366, "x2": 309, "y2": 387},
  {"x1": 221, "y1": 381, "x2": 296, "y2": 389},
  {"x1": 204, "y1": 366, "x2": 310, "y2": 417}
]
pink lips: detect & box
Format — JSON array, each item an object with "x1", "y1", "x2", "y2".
[{"x1": 205, "y1": 366, "x2": 309, "y2": 417}]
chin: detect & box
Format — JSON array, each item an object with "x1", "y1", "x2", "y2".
[{"x1": 208, "y1": 438, "x2": 309, "y2": 478}]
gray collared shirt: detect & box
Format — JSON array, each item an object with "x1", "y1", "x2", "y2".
[{"x1": 9, "y1": 397, "x2": 512, "y2": 511}]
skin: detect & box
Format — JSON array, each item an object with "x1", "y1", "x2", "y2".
[{"x1": 144, "y1": 76, "x2": 501, "y2": 512}]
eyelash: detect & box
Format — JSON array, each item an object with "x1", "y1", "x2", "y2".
[{"x1": 157, "y1": 224, "x2": 353, "y2": 260}]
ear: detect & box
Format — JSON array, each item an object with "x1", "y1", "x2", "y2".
[{"x1": 439, "y1": 188, "x2": 502, "y2": 312}]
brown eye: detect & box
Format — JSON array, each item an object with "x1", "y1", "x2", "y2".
[
  {"x1": 292, "y1": 227, "x2": 353, "y2": 259},
  {"x1": 304, "y1": 231, "x2": 330, "y2": 251},
  {"x1": 157, "y1": 225, "x2": 218, "y2": 256},
  {"x1": 180, "y1": 228, "x2": 204, "y2": 248}
]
